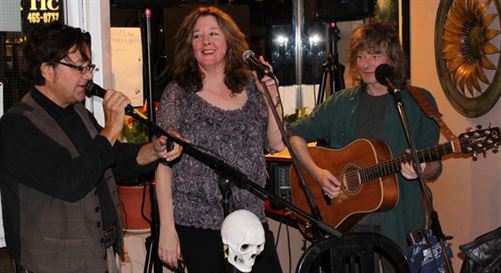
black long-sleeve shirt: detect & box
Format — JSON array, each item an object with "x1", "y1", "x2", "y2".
[{"x1": 0, "y1": 87, "x2": 155, "y2": 248}]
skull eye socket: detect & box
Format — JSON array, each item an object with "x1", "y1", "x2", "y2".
[
  {"x1": 257, "y1": 243, "x2": 264, "y2": 251},
  {"x1": 240, "y1": 244, "x2": 249, "y2": 252}
]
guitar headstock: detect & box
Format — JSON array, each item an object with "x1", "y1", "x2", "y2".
[{"x1": 458, "y1": 125, "x2": 500, "y2": 160}]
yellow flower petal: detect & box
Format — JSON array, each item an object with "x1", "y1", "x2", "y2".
[
  {"x1": 471, "y1": 0, "x2": 484, "y2": 18},
  {"x1": 482, "y1": 41, "x2": 499, "y2": 54},
  {"x1": 475, "y1": 64, "x2": 490, "y2": 84},
  {"x1": 481, "y1": 13, "x2": 497, "y2": 27},
  {"x1": 447, "y1": 57, "x2": 466, "y2": 73},
  {"x1": 484, "y1": 28, "x2": 500, "y2": 41},
  {"x1": 479, "y1": 0, "x2": 493, "y2": 15},
  {"x1": 480, "y1": 55, "x2": 496, "y2": 69}
]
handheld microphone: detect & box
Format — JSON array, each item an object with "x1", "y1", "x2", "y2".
[
  {"x1": 242, "y1": 50, "x2": 274, "y2": 78},
  {"x1": 375, "y1": 64, "x2": 400, "y2": 94},
  {"x1": 85, "y1": 81, "x2": 143, "y2": 118},
  {"x1": 85, "y1": 81, "x2": 174, "y2": 151}
]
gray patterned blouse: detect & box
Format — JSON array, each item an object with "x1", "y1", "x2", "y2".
[{"x1": 156, "y1": 80, "x2": 271, "y2": 230}]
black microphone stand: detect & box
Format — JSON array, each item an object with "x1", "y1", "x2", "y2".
[
  {"x1": 140, "y1": 8, "x2": 162, "y2": 273},
  {"x1": 258, "y1": 74, "x2": 338, "y2": 241},
  {"x1": 386, "y1": 86, "x2": 427, "y2": 190},
  {"x1": 217, "y1": 176, "x2": 239, "y2": 273},
  {"x1": 385, "y1": 82, "x2": 438, "y2": 220},
  {"x1": 388, "y1": 84, "x2": 453, "y2": 273}
]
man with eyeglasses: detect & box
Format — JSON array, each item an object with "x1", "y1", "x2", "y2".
[{"x1": 0, "y1": 22, "x2": 182, "y2": 273}]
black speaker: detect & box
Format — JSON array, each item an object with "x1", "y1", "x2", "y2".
[
  {"x1": 265, "y1": 159, "x2": 292, "y2": 210},
  {"x1": 315, "y1": 0, "x2": 375, "y2": 22}
]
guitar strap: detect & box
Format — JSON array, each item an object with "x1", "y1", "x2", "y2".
[{"x1": 406, "y1": 84, "x2": 457, "y2": 140}]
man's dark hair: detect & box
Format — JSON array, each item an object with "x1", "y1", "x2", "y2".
[{"x1": 22, "y1": 22, "x2": 91, "y2": 85}]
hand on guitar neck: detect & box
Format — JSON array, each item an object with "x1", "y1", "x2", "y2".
[
  {"x1": 400, "y1": 162, "x2": 426, "y2": 180},
  {"x1": 400, "y1": 150, "x2": 441, "y2": 181}
]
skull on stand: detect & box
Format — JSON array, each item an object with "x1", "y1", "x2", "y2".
[{"x1": 221, "y1": 209, "x2": 265, "y2": 272}]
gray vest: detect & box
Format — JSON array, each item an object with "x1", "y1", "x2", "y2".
[{"x1": 17, "y1": 94, "x2": 123, "y2": 273}]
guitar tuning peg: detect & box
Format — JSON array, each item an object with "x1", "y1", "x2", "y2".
[
  {"x1": 488, "y1": 123, "x2": 492, "y2": 128},
  {"x1": 472, "y1": 152, "x2": 478, "y2": 161},
  {"x1": 476, "y1": 125, "x2": 483, "y2": 130},
  {"x1": 466, "y1": 127, "x2": 472, "y2": 132},
  {"x1": 483, "y1": 151, "x2": 487, "y2": 158}
]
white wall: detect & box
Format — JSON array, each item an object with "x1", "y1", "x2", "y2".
[
  {"x1": 411, "y1": 1, "x2": 501, "y2": 271},
  {"x1": 65, "y1": 0, "x2": 111, "y2": 125}
]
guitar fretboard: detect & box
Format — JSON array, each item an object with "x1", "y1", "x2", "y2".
[{"x1": 359, "y1": 141, "x2": 454, "y2": 182}]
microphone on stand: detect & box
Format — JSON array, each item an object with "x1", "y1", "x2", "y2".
[
  {"x1": 375, "y1": 64, "x2": 400, "y2": 95},
  {"x1": 242, "y1": 50, "x2": 274, "y2": 78},
  {"x1": 85, "y1": 81, "x2": 148, "y2": 119}
]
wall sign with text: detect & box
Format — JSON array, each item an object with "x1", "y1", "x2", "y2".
[{"x1": 21, "y1": 0, "x2": 64, "y2": 30}]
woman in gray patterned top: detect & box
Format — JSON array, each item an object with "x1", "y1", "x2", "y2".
[{"x1": 155, "y1": 6, "x2": 285, "y2": 273}]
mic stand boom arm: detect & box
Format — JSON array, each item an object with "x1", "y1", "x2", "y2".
[
  {"x1": 258, "y1": 75, "x2": 342, "y2": 239},
  {"x1": 124, "y1": 107, "x2": 342, "y2": 238}
]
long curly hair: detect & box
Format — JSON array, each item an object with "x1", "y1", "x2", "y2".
[
  {"x1": 171, "y1": 6, "x2": 250, "y2": 94},
  {"x1": 348, "y1": 20, "x2": 408, "y2": 86}
]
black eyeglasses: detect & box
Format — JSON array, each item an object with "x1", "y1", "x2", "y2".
[{"x1": 56, "y1": 61, "x2": 99, "y2": 74}]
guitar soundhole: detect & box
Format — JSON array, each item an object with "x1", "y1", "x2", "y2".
[{"x1": 341, "y1": 164, "x2": 362, "y2": 196}]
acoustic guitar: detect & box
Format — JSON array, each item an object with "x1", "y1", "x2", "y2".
[{"x1": 290, "y1": 127, "x2": 500, "y2": 232}]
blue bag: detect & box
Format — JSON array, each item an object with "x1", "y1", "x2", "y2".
[{"x1": 405, "y1": 229, "x2": 453, "y2": 273}]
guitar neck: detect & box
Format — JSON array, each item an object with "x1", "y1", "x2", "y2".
[{"x1": 361, "y1": 141, "x2": 454, "y2": 182}]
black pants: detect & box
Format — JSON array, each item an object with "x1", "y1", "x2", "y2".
[
  {"x1": 13, "y1": 263, "x2": 34, "y2": 273},
  {"x1": 0, "y1": 247, "x2": 15, "y2": 273},
  {"x1": 176, "y1": 223, "x2": 282, "y2": 273}
]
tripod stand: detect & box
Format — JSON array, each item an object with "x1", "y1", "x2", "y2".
[{"x1": 316, "y1": 22, "x2": 345, "y2": 105}]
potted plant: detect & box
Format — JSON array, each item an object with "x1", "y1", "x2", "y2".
[{"x1": 117, "y1": 105, "x2": 152, "y2": 230}]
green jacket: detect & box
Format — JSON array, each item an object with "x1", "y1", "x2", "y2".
[{"x1": 289, "y1": 85, "x2": 441, "y2": 248}]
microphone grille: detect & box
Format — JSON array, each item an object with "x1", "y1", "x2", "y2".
[
  {"x1": 375, "y1": 64, "x2": 395, "y2": 86},
  {"x1": 85, "y1": 81, "x2": 106, "y2": 98},
  {"x1": 85, "y1": 82, "x2": 95, "y2": 97},
  {"x1": 242, "y1": 50, "x2": 254, "y2": 63}
]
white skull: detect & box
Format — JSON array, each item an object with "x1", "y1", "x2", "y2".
[{"x1": 221, "y1": 209, "x2": 265, "y2": 272}]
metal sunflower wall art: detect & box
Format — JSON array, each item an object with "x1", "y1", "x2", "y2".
[{"x1": 436, "y1": 0, "x2": 501, "y2": 117}]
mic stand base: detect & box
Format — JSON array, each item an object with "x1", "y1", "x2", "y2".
[{"x1": 143, "y1": 183, "x2": 162, "y2": 273}]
